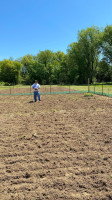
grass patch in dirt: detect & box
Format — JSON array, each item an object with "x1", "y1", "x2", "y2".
[{"x1": 84, "y1": 92, "x2": 93, "y2": 97}]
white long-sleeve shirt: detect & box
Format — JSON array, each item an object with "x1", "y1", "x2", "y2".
[{"x1": 32, "y1": 83, "x2": 40, "y2": 91}]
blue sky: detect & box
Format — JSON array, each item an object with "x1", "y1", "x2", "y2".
[{"x1": 0, "y1": 0, "x2": 112, "y2": 60}]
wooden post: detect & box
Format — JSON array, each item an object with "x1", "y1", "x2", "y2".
[
  {"x1": 50, "y1": 84, "x2": 51, "y2": 94},
  {"x1": 10, "y1": 86, "x2": 11, "y2": 95},
  {"x1": 102, "y1": 84, "x2": 103, "y2": 95},
  {"x1": 88, "y1": 78, "x2": 90, "y2": 93},
  {"x1": 30, "y1": 85, "x2": 31, "y2": 94},
  {"x1": 69, "y1": 85, "x2": 70, "y2": 94},
  {"x1": 94, "y1": 86, "x2": 95, "y2": 94}
]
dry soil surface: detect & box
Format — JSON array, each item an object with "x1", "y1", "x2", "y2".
[{"x1": 0, "y1": 93, "x2": 112, "y2": 200}]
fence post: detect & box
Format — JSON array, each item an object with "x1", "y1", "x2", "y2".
[
  {"x1": 50, "y1": 84, "x2": 51, "y2": 94},
  {"x1": 69, "y1": 85, "x2": 70, "y2": 94},
  {"x1": 108, "y1": 88, "x2": 109, "y2": 97},
  {"x1": 94, "y1": 86, "x2": 95, "y2": 94},
  {"x1": 13, "y1": 83, "x2": 14, "y2": 94},
  {"x1": 102, "y1": 84, "x2": 103, "y2": 95},
  {"x1": 88, "y1": 78, "x2": 90, "y2": 93},
  {"x1": 30, "y1": 85, "x2": 31, "y2": 94},
  {"x1": 10, "y1": 86, "x2": 11, "y2": 95}
]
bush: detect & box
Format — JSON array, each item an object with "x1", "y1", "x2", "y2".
[{"x1": 0, "y1": 81, "x2": 6, "y2": 86}]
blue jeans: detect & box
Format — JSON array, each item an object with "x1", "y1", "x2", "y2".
[{"x1": 34, "y1": 91, "x2": 40, "y2": 102}]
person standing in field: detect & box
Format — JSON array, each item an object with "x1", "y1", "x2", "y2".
[{"x1": 32, "y1": 80, "x2": 41, "y2": 102}]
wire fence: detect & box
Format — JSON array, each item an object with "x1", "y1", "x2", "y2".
[
  {"x1": 0, "y1": 85, "x2": 79, "y2": 95},
  {"x1": 89, "y1": 84, "x2": 112, "y2": 97},
  {"x1": 0, "y1": 84, "x2": 112, "y2": 97}
]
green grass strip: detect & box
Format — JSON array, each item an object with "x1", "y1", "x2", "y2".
[{"x1": 0, "y1": 90, "x2": 112, "y2": 97}]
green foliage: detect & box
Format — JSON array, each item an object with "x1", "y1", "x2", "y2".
[
  {"x1": 102, "y1": 25, "x2": 112, "y2": 63},
  {"x1": 0, "y1": 60, "x2": 22, "y2": 84},
  {"x1": 84, "y1": 93, "x2": 93, "y2": 97},
  {"x1": 37, "y1": 50, "x2": 54, "y2": 67},
  {"x1": 78, "y1": 26, "x2": 101, "y2": 83},
  {"x1": 52, "y1": 109, "x2": 56, "y2": 112},
  {"x1": 96, "y1": 61, "x2": 112, "y2": 82},
  {"x1": 26, "y1": 61, "x2": 46, "y2": 84},
  {"x1": 0, "y1": 81, "x2": 6, "y2": 86},
  {"x1": 0, "y1": 25, "x2": 112, "y2": 85}
]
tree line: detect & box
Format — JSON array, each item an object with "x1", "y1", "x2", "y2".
[{"x1": 0, "y1": 25, "x2": 112, "y2": 85}]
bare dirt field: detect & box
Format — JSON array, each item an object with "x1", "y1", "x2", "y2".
[{"x1": 0, "y1": 93, "x2": 112, "y2": 200}]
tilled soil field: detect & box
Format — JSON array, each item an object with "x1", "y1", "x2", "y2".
[{"x1": 0, "y1": 93, "x2": 112, "y2": 200}]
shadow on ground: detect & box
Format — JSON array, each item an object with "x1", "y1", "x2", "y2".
[{"x1": 28, "y1": 101, "x2": 34, "y2": 103}]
